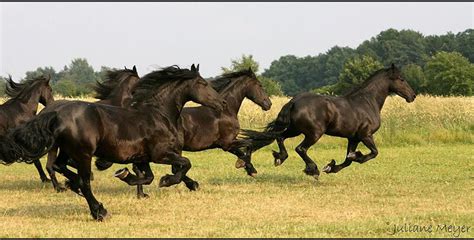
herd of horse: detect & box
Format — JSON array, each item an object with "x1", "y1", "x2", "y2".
[{"x1": 0, "y1": 63, "x2": 416, "y2": 221}]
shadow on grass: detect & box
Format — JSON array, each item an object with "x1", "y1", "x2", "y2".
[
  {"x1": 0, "y1": 203, "x2": 83, "y2": 219},
  {"x1": 206, "y1": 172, "x2": 336, "y2": 187}
]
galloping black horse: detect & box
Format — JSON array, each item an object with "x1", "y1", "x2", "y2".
[
  {"x1": 39, "y1": 67, "x2": 140, "y2": 192},
  {"x1": 0, "y1": 75, "x2": 54, "y2": 182},
  {"x1": 240, "y1": 64, "x2": 416, "y2": 179},
  {"x1": 0, "y1": 65, "x2": 225, "y2": 220},
  {"x1": 95, "y1": 68, "x2": 272, "y2": 198}
]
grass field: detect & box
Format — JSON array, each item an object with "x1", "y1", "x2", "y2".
[{"x1": 0, "y1": 95, "x2": 472, "y2": 237}]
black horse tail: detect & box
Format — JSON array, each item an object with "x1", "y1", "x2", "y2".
[
  {"x1": 0, "y1": 112, "x2": 58, "y2": 165},
  {"x1": 95, "y1": 158, "x2": 113, "y2": 171},
  {"x1": 240, "y1": 100, "x2": 295, "y2": 152}
]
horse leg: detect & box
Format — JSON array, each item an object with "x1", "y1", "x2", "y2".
[
  {"x1": 33, "y1": 159, "x2": 50, "y2": 183},
  {"x1": 114, "y1": 162, "x2": 154, "y2": 187},
  {"x1": 46, "y1": 146, "x2": 67, "y2": 192},
  {"x1": 273, "y1": 137, "x2": 289, "y2": 166},
  {"x1": 352, "y1": 136, "x2": 378, "y2": 164},
  {"x1": 295, "y1": 133, "x2": 321, "y2": 180},
  {"x1": 229, "y1": 147, "x2": 257, "y2": 177},
  {"x1": 323, "y1": 138, "x2": 360, "y2": 174},
  {"x1": 171, "y1": 165, "x2": 199, "y2": 191},
  {"x1": 158, "y1": 153, "x2": 192, "y2": 188},
  {"x1": 76, "y1": 156, "x2": 108, "y2": 221},
  {"x1": 54, "y1": 150, "x2": 83, "y2": 196},
  {"x1": 133, "y1": 164, "x2": 149, "y2": 199}
]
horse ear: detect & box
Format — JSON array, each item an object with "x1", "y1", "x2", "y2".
[
  {"x1": 124, "y1": 66, "x2": 128, "y2": 70},
  {"x1": 391, "y1": 63, "x2": 396, "y2": 70},
  {"x1": 196, "y1": 64, "x2": 200, "y2": 72},
  {"x1": 45, "y1": 74, "x2": 51, "y2": 83},
  {"x1": 191, "y1": 64, "x2": 196, "y2": 72},
  {"x1": 132, "y1": 65, "x2": 137, "y2": 74}
]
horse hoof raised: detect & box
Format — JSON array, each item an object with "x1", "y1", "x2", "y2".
[
  {"x1": 114, "y1": 168, "x2": 130, "y2": 179},
  {"x1": 235, "y1": 159, "x2": 246, "y2": 169},
  {"x1": 322, "y1": 159, "x2": 336, "y2": 174}
]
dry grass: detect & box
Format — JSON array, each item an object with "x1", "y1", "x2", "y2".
[{"x1": 0, "y1": 95, "x2": 472, "y2": 237}]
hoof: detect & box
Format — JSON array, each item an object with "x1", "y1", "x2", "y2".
[
  {"x1": 274, "y1": 158, "x2": 282, "y2": 166},
  {"x1": 114, "y1": 168, "x2": 130, "y2": 179},
  {"x1": 322, "y1": 160, "x2": 336, "y2": 174},
  {"x1": 65, "y1": 180, "x2": 83, "y2": 197},
  {"x1": 159, "y1": 175, "x2": 173, "y2": 188},
  {"x1": 92, "y1": 204, "x2": 109, "y2": 221},
  {"x1": 185, "y1": 181, "x2": 199, "y2": 191},
  {"x1": 137, "y1": 193, "x2": 150, "y2": 199},
  {"x1": 313, "y1": 174, "x2": 320, "y2": 181},
  {"x1": 235, "y1": 159, "x2": 246, "y2": 169},
  {"x1": 249, "y1": 172, "x2": 257, "y2": 178}
]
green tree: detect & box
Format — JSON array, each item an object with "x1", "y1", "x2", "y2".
[
  {"x1": 402, "y1": 64, "x2": 427, "y2": 94},
  {"x1": 334, "y1": 55, "x2": 384, "y2": 94},
  {"x1": 24, "y1": 66, "x2": 59, "y2": 83},
  {"x1": 222, "y1": 54, "x2": 260, "y2": 74},
  {"x1": 57, "y1": 58, "x2": 98, "y2": 96},
  {"x1": 222, "y1": 55, "x2": 283, "y2": 96},
  {"x1": 424, "y1": 51, "x2": 474, "y2": 96}
]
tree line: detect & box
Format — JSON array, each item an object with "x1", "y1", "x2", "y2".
[{"x1": 1, "y1": 28, "x2": 472, "y2": 97}]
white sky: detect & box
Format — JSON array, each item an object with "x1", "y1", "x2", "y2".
[{"x1": 1, "y1": 2, "x2": 473, "y2": 79}]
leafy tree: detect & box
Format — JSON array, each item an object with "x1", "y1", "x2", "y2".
[
  {"x1": 56, "y1": 58, "x2": 98, "y2": 96},
  {"x1": 222, "y1": 54, "x2": 283, "y2": 96},
  {"x1": 424, "y1": 51, "x2": 474, "y2": 96},
  {"x1": 402, "y1": 64, "x2": 427, "y2": 94},
  {"x1": 455, "y1": 29, "x2": 474, "y2": 62},
  {"x1": 24, "y1": 66, "x2": 60, "y2": 84},
  {"x1": 334, "y1": 55, "x2": 384, "y2": 94},
  {"x1": 222, "y1": 54, "x2": 260, "y2": 74}
]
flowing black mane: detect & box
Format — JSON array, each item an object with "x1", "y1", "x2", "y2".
[
  {"x1": 210, "y1": 69, "x2": 255, "y2": 92},
  {"x1": 343, "y1": 66, "x2": 400, "y2": 97},
  {"x1": 5, "y1": 75, "x2": 49, "y2": 101},
  {"x1": 132, "y1": 66, "x2": 199, "y2": 104},
  {"x1": 94, "y1": 69, "x2": 138, "y2": 100}
]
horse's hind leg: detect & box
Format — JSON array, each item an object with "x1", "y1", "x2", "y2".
[
  {"x1": 132, "y1": 164, "x2": 149, "y2": 199},
  {"x1": 323, "y1": 138, "x2": 360, "y2": 174},
  {"x1": 295, "y1": 133, "x2": 322, "y2": 179},
  {"x1": 33, "y1": 159, "x2": 50, "y2": 183},
  {"x1": 229, "y1": 147, "x2": 257, "y2": 177},
  {"x1": 171, "y1": 165, "x2": 199, "y2": 191}
]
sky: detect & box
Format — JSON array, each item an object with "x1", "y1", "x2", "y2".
[{"x1": 0, "y1": 2, "x2": 473, "y2": 79}]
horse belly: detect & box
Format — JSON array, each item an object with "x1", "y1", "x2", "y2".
[{"x1": 95, "y1": 139, "x2": 146, "y2": 163}]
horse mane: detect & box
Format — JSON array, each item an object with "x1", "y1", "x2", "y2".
[
  {"x1": 132, "y1": 65, "x2": 199, "y2": 104},
  {"x1": 210, "y1": 69, "x2": 255, "y2": 92},
  {"x1": 5, "y1": 75, "x2": 49, "y2": 101},
  {"x1": 343, "y1": 66, "x2": 400, "y2": 97},
  {"x1": 94, "y1": 68, "x2": 139, "y2": 100}
]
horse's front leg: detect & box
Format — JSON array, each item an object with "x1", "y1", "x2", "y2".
[
  {"x1": 323, "y1": 138, "x2": 360, "y2": 174},
  {"x1": 229, "y1": 147, "x2": 257, "y2": 177},
  {"x1": 352, "y1": 136, "x2": 378, "y2": 164},
  {"x1": 45, "y1": 146, "x2": 67, "y2": 192},
  {"x1": 33, "y1": 159, "x2": 50, "y2": 183},
  {"x1": 158, "y1": 153, "x2": 192, "y2": 188},
  {"x1": 114, "y1": 162, "x2": 154, "y2": 187}
]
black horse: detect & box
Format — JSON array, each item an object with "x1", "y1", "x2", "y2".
[
  {"x1": 40, "y1": 66, "x2": 140, "y2": 192},
  {"x1": 240, "y1": 64, "x2": 416, "y2": 179},
  {"x1": 96, "y1": 68, "x2": 272, "y2": 198},
  {"x1": 0, "y1": 65, "x2": 225, "y2": 221},
  {"x1": 0, "y1": 75, "x2": 54, "y2": 182}
]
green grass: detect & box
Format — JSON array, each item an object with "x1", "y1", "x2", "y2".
[{"x1": 0, "y1": 140, "x2": 472, "y2": 237}]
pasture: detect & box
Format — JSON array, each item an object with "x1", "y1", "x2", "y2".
[{"x1": 0, "y1": 95, "x2": 472, "y2": 238}]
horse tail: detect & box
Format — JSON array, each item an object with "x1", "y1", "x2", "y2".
[
  {"x1": 95, "y1": 158, "x2": 113, "y2": 171},
  {"x1": 0, "y1": 112, "x2": 58, "y2": 165},
  {"x1": 240, "y1": 100, "x2": 295, "y2": 152}
]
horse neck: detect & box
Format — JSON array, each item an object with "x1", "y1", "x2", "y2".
[
  {"x1": 18, "y1": 87, "x2": 42, "y2": 115},
  {"x1": 100, "y1": 88, "x2": 132, "y2": 107},
  {"x1": 221, "y1": 80, "x2": 248, "y2": 116},
  {"x1": 153, "y1": 85, "x2": 188, "y2": 125},
  {"x1": 348, "y1": 74, "x2": 390, "y2": 113}
]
